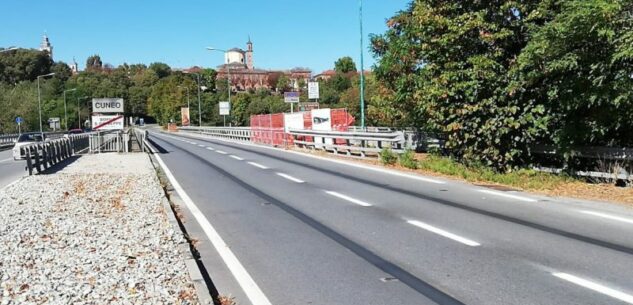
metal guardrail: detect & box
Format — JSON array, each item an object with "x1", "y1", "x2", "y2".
[
  {"x1": 0, "y1": 134, "x2": 19, "y2": 147},
  {"x1": 287, "y1": 129, "x2": 408, "y2": 157},
  {"x1": 89, "y1": 130, "x2": 128, "y2": 153},
  {"x1": 132, "y1": 128, "x2": 148, "y2": 153},
  {"x1": 21, "y1": 134, "x2": 90, "y2": 175},
  {"x1": 179, "y1": 126, "x2": 251, "y2": 142}
]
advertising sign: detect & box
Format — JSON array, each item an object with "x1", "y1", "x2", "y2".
[
  {"x1": 311, "y1": 108, "x2": 332, "y2": 146},
  {"x1": 308, "y1": 82, "x2": 320, "y2": 99},
  {"x1": 92, "y1": 115, "x2": 124, "y2": 130},
  {"x1": 181, "y1": 107, "x2": 190, "y2": 126},
  {"x1": 284, "y1": 92, "x2": 300, "y2": 103},
  {"x1": 219, "y1": 102, "x2": 230, "y2": 116},
  {"x1": 92, "y1": 98, "x2": 124, "y2": 113},
  {"x1": 284, "y1": 113, "x2": 304, "y2": 133}
]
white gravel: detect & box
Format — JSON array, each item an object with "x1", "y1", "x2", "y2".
[{"x1": 0, "y1": 154, "x2": 199, "y2": 305}]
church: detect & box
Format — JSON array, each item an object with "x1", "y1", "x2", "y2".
[{"x1": 213, "y1": 39, "x2": 311, "y2": 92}]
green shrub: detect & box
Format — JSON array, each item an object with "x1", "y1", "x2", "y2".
[
  {"x1": 399, "y1": 149, "x2": 418, "y2": 169},
  {"x1": 379, "y1": 147, "x2": 397, "y2": 165}
]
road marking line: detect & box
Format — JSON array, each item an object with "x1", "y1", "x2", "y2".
[
  {"x1": 553, "y1": 273, "x2": 633, "y2": 304},
  {"x1": 198, "y1": 144, "x2": 206, "y2": 148},
  {"x1": 147, "y1": 142, "x2": 273, "y2": 305},
  {"x1": 190, "y1": 142, "x2": 197, "y2": 145},
  {"x1": 325, "y1": 191, "x2": 372, "y2": 207},
  {"x1": 248, "y1": 162, "x2": 268, "y2": 169},
  {"x1": 407, "y1": 220, "x2": 481, "y2": 247},
  {"x1": 230, "y1": 155, "x2": 244, "y2": 161},
  {"x1": 216, "y1": 150, "x2": 228, "y2": 154},
  {"x1": 0, "y1": 158, "x2": 12, "y2": 163},
  {"x1": 580, "y1": 211, "x2": 633, "y2": 225},
  {"x1": 478, "y1": 189, "x2": 538, "y2": 202},
  {"x1": 206, "y1": 147, "x2": 215, "y2": 151},
  {"x1": 276, "y1": 172, "x2": 304, "y2": 183}
]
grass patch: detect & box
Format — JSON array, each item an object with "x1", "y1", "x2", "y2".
[
  {"x1": 418, "y1": 155, "x2": 574, "y2": 191},
  {"x1": 379, "y1": 147, "x2": 397, "y2": 165},
  {"x1": 398, "y1": 150, "x2": 418, "y2": 169}
]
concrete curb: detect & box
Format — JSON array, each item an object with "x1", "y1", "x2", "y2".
[{"x1": 146, "y1": 152, "x2": 215, "y2": 305}]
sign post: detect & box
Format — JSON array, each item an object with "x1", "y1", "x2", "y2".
[
  {"x1": 15, "y1": 117, "x2": 23, "y2": 134},
  {"x1": 219, "y1": 101, "x2": 230, "y2": 127},
  {"x1": 284, "y1": 92, "x2": 300, "y2": 113},
  {"x1": 48, "y1": 118, "x2": 60, "y2": 131}
]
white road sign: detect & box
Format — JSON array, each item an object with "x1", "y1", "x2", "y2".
[
  {"x1": 92, "y1": 98, "x2": 124, "y2": 113},
  {"x1": 284, "y1": 92, "x2": 300, "y2": 103},
  {"x1": 92, "y1": 115, "x2": 124, "y2": 130},
  {"x1": 308, "y1": 82, "x2": 320, "y2": 99},
  {"x1": 219, "y1": 101, "x2": 230, "y2": 115}
]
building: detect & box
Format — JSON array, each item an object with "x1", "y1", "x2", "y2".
[
  {"x1": 214, "y1": 38, "x2": 311, "y2": 92},
  {"x1": 39, "y1": 34, "x2": 53, "y2": 59},
  {"x1": 314, "y1": 70, "x2": 336, "y2": 81},
  {"x1": 69, "y1": 57, "x2": 79, "y2": 74}
]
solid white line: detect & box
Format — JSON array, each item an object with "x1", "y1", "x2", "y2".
[
  {"x1": 325, "y1": 191, "x2": 372, "y2": 207},
  {"x1": 276, "y1": 172, "x2": 304, "y2": 183},
  {"x1": 478, "y1": 189, "x2": 537, "y2": 202},
  {"x1": 553, "y1": 273, "x2": 633, "y2": 304},
  {"x1": 146, "y1": 142, "x2": 272, "y2": 305},
  {"x1": 206, "y1": 147, "x2": 215, "y2": 151},
  {"x1": 248, "y1": 162, "x2": 268, "y2": 169},
  {"x1": 580, "y1": 211, "x2": 633, "y2": 225},
  {"x1": 216, "y1": 150, "x2": 228, "y2": 154},
  {"x1": 0, "y1": 158, "x2": 12, "y2": 163},
  {"x1": 230, "y1": 155, "x2": 244, "y2": 161},
  {"x1": 407, "y1": 220, "x2": 481, "y2": 247}
]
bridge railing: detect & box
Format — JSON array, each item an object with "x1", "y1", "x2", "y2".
[
  {"x1": 287, "y1": 129, "x2": 409, "y2": 157},
  {"x1": 179, "y1": 126, "x2": 251, "y2": 142},
  {"x1": 21, "y1": 134, "x2": 90, "y2": 175},
  {"x1": 0, "y1": 134, "x2": 19, "y2": 148}
]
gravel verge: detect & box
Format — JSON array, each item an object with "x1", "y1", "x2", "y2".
[{"x1": 0, "y1": 154, "x2": 199, "y2": 305}]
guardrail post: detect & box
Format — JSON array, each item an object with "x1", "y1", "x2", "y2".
[{"x1": 25, "y1": 147, "x2": 33, "y2": 175}]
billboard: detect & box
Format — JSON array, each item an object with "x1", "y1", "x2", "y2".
[
  {"x1": 181, "y1": 107, "x2": 190, "y2": 126},
  {"x1": 92, "y1": 115, "x2": 124, "y2": 130},
  {"x1": 311, "y1": 108, "x2": 332, "y2": 146},
  {"x1": 219, "y1": 101, "x2": 230, "y2": 115},
  {"x1": 92, "y1": 98, "x2": 124, "y2": 113},
  {"x1": 284, "y1": 92, "x2": 300, "y2": 103},
  {"x1": 308, "y1": 82, "x2": 320, "y2": 99}
]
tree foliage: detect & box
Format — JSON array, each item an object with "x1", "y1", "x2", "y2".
[{"x1": 334, "y1": 56, "x2": 357, "y2": 73}]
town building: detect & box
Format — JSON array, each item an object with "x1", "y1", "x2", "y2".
[{"x1": 39, "y1": 34, "x2": 53, "y2": 59}]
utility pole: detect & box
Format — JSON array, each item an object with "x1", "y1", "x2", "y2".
[{"x1": 359, "y1": 0, "x2": 366, "y2": 129}]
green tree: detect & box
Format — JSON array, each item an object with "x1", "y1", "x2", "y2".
[
  {"x1": 0, "y1": 49, "x2": 53, "y2": 84},
  {"x1": 334, "y1": 56, "x2": 357, "y2": 74},
  {"x1": 85, "y1": 55, "x2": 102, "y2": 71},
  {"x1": 149, "y1": 62, "x2": 172, "y2": 78}
]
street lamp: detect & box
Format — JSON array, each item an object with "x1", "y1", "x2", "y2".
[
  {"x1": 183, "y1": 71, "x2": 203, "y2": 127},
  {"x1": 359, "y1": 0, "x2": 366, "y2": 129},
  {"x1": 77, "y1": 96, "x2": 90, "y2": 129},
  {"x1": 37, "y1": 72, "x2": 55, "y2": 137},
  {"x1": 206, "y1": 47, "x2": 231, "y2": 127},
  {"x1": 63, "y1": 88, "x2": 77, "y2": 130},
  {"x1": 0, "y1": 46, "x2": 17, "y2": 53},
  {"x1": 177, "y1": 85, "x2": 190, "y2": 109}
]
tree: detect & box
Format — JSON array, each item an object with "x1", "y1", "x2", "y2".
[
  {"x1": 149, "y1": 62, "x2": 172, "y2": 78},
  {"x1": 276, "y1": 74, "x2": 290, "y2": 92},
  {"x1": 334, "y1": 56, "x2": 357, "y2": 74},
  {"x1": 0, "y1": 49, "x2": 53, "y2": 84},
  {"x1": 85, "y1": 55, "x2": 102, "y2": 71},
  {"x1": 51, "y1": 62, "x2": 72, "y2": 81}
]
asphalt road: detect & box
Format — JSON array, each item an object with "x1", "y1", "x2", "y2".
[
  {"x1": 0, "y1": 149, "x2": 27, "y2": 189},
  {"x1": 147, "y1": 130, "x2": 633, "y2": 305}
]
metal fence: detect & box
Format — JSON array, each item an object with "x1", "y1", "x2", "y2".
[
  {"x1": 287, "y1": 129, "x2": 409, "y2": 157},
  {"x1": 89, "y1": 130, "x2": 129, "y2": 153},
  {"x1": 21, "y1": 134, "x2": 90, "y2": 175},
  {"x1": 0, "y1": 134, "x2": 19, "y2": 148},
  {"x1": 180, "y1": 126, "x2": 251, "y2": 142}
]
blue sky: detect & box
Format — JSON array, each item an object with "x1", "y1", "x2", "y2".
[{"x1": 0, "y1": 0, "x2": 410, "y2": 73}]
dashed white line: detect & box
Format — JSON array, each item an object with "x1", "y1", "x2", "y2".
[
  {"x1": 580, "y1": 211, "x2": 633, "y2": 225},
  {"x1": 248, "y1": 162, "x2": 268, "y2": 169},
  {"x1": 325, "y1": 191, "x2": 372, "y2": 207},
  {"x1": 146, "y1": 141, "x2": 272, "y2": 305},
  {"x1": 276, "y1": 172, "x2": 304, "y2": 183},
  {"x1": 553, "y1": 273, "x2": 633, "y2": 304},
  {"x1": 216, "y1": 150, "x2": 228, "y2": 154},
  {"x1": 190, "y1": 142, "x2": 197, "y2": 145},
  {"x1": 198, "y1": 144, "x2": 206, "y2": 148},
  {"x1": 230, "y1": 155, "x2": 244, "y2": 161},
  {"x1": 206, "y1": 147, "x2": 215, "y2": 151},
  {"x1": 406, "y1": 220, "x2": 481, "y2": 247},
  {"x1": 477, "y1": 189, "x2": 537, "y2": 202}
]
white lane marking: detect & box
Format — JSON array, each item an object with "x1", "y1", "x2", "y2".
[
  {"x1": 553, "y1": 273, "x2": 633, "y2": 304},
  {"x1": 325, "y1": 191, "x2": 372, "y2": 207},
  {"x1": 276, "y1": 172, "x2": 304, "y2": 183},
  {"x1": 198, "y1": 144, "x2": 206, "y2": 148},
  {"x1": 580, "y1": 211, "x2": 633, "y2": 225},
  {"x1": 216, "y1": 150, "x2": 228, "y2": 155},
  {"x1": 477, "y1": 189, "x2": 537, "y2": 202},
  {"x1": 248, "y1": 162, "x2": 268, "y2": 169},
  {"x1": 161, "y1": 132, "x2": 445, "y2": 184},
  {"x1": 230, "y1": 155, "x2": 244, "y2": 161},
  {"x1": 206, "y1": 147, "x2": 215, "y2": 151},
  {"x1": 0, "y1": 158, "x2": 12, "y2": 163},
  {"x1": 407, "y1": 220, "x2": 481, "y2": 247},
  {"x1": 190, "y1": 142, "x2": 197, "y2": 145},
  {"x1": 146, "y1": 141, "x2": 273, "y2": 305}
]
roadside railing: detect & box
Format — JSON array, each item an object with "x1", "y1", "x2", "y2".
[
  {"x1": 179, "y1": 126, "x2": 251, "y2": 142},
  {"x1": 287, "y1": 129, "x2": 408, "y2": 157},
  {"x1": 0, "y1": 134, "x2": 19, "y2": 147},
  {"x1": 89, "y1": 130, "x2": 128, "y2": 153},
  {"x1": 132, "y1": 128, "x2": 148, "y2": 153},
  {"x1": 21, "y1": 134, "x2": 90, "y2": 175}
]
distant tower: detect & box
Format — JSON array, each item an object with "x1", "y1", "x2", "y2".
[
  {"x1": 70, "y1": 57, "x2": 79, "y2": 74},
  {"x1": 39, "y1": 34, "x2": 53, "y2": 59},
  {"x1": 245, "y1": 36, "x2": 254, "y2": 70}
]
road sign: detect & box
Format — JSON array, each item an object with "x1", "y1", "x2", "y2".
[
  {"x1": 284, "y1": 92, "x2": 300, "y2": 103},
  {"x1": 308, "y1": 82, "x2": 320, "y2": 99},
  {"x1": 48, "y1": 117, "x2": 61, "y2": 130},
  {"x1": 15, "y1": 117, "x2": 23, "y2": 124},
  {"x1": 219, "y1": 101, "x2": 230, "y2": 115},
  {"x1": 92, "y1": 98, "x2": 124, "y2": 113},
  {"x1": 92, "y1": 115, "x2": 124, "y2": 130}
]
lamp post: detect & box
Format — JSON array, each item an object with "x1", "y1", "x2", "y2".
[
  {"x1": 359, "y1": 0, "x2": 366, "y2": 129},
  {"x1": 77, "y1": 96, "x2": 90, "y2": 129},
  {"x1": 206, "y1": 47, "x2": 230, "y2": 127},
  {"x1": 37, "y1": 72, "x2": 56, "y2": 137},
  {"x1": 63, "y1": 88, "x2": 77, "y2": 130},
  {"x1": 178, "y1": 85, "x2": 191, "y2": 110},
  {"x1": 184, "y1": 72, "x2": 203, "y2": 127}
]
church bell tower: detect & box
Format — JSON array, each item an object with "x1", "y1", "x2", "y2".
[{"x1": 245, "y1": 37, "x2": 254, "y2": 70}]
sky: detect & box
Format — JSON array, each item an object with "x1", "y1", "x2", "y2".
[{"x1": 0, "y1": 0, "x2": 410, "y2": 73}]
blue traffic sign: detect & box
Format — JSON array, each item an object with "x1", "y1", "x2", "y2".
[{"x1": 15, "y1": 117, "x2": 23, "y2": 124}]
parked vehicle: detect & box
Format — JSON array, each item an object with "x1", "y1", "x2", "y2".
[{"x1": 12, "y1": 132, "x2": 45, "y2": 160}]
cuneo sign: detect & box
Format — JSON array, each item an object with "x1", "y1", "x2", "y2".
[{"x1": 92, "y1": 98, "x2": 124, "y2": 113}]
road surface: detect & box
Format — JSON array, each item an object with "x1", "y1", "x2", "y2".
[
  {"x1": 147, "y1": 130, "x2": 633, "y2": 305},
  {"x1": 0, "y1": 149, "x2": 27, "y2": 189}
]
